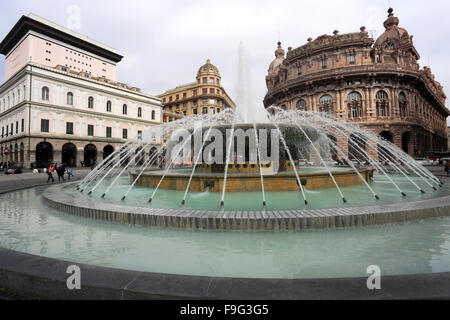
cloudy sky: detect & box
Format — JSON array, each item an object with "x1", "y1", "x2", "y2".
[{"x1": 0, "y1": 0, "x2": 449, "y2": 124}]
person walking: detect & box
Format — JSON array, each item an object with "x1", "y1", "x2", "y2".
[
  {"x1": 47, "y1": 164, "x2": 55, "y2": 183},
  {"x1": 57, "y1": 164, "x2": 65, "y2": 182},
  {"x1": 445, "y1": 160, "x2": 450, "y2": 176},
  {"x1": 66, "y1": 166, "x2": 73, "y2": 181}
]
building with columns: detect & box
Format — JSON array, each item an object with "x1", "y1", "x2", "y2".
[
  {"x1": 264, "y1": 8, "x2": 449, "y2": 158},
  {"x1": 0, "y1": 14, "x2": 162, "y2": 168},
  {"x1": 158, "y1": 59, "x2": 235, "y2": 122}
]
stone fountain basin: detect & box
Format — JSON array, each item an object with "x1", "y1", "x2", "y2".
[
  {"x1": 41, "y1": 182, "x2": 450, "y2": 232},
  {"x1": 131, "y1": 166, "x2": 375, "y2": 192}
]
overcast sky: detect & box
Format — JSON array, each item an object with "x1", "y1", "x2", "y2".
[{"x1": 0, "y1": 0, "x2": 449, "y2": 124}]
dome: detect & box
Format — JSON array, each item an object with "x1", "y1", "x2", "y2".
[
  {"x1": 197, "y1": 59, "x2": 221, "y2": 78},
  {"x1": 268, "y1": 42, "x2": 285, "y2": 76},
  {"x1": 374, "y1": 8, "x2": 410, "y2": 49}
]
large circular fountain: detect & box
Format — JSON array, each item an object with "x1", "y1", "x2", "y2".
[{"x1": 0, "y1": 45, "x2": 449, "y2": 299}]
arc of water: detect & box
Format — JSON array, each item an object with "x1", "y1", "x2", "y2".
[
  {"x1": 268, "y1": 113, "x2": 308, "y2": 205},
  {"x1": 149, "y1": 128, "x2": 198, "y2": 203},
  {"x1": 87, "y1": 140, "x2": 146, "y2": 196},
  {"x1": 373, "y1": 140, "x2": 426, "y2": 193},
  {"x1": 100, "y1": 141, "x2": 152, "y2": 198},
  {"x1": 316, "y1": 118, "x2": 407, "y2": 197},
  {"x1": 292, "y1": 121, "x2": 347, "y2": 203},
  {"x1": 122, "y1": 142, "x2": 168, "y2": 201},
  {"x1": 372, "y1": 134, "x2": 441, "y2": 188},
  {"x1": 182, "y1": 126, "x2": 213, "y2": 205},
  {"x1": 79, "y1": 140, "x2": 137, "y2": 192},
  {"x1": 252, "y1": 123, "x2": 267, "y2": 207},
  {"x1": 320, "y1": 131, "x2": 379, "y2": 200},
  {"x1": 78, "y1": 139, "x2": 135, "y2": 190},
  {"x1": 220, "y1": 119, "x2": 237, "y2": 207},
  {"x1": 353, "y1": 128, "x2": 435, "y2": 192}
]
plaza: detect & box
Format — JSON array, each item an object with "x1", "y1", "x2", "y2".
[{"x1": 0, "y1": 3, "x2": 449, "y2": 303}]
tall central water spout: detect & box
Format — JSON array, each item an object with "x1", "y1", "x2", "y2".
[{"x1": 235, "y1": 42, "x2": 269, "y2": 124}]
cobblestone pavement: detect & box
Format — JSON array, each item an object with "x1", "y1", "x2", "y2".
[{"x1": 0, "y1": 168, "x2": 92, "y2": 194}]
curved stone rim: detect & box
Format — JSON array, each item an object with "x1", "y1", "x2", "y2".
[
  {"x1": 41, "y1": 182, "x2": 450, "y2": 231},
  {"x1": 1, "y1": 247, "x2": 449, "y2": 300}
]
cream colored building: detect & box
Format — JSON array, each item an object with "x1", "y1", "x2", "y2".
[
  {"x1": 158, "y1": 59, "x2": 235, "y2": 122},
  {"x1": 0, "y1": 14, "x2": 162, "y2": 168}
]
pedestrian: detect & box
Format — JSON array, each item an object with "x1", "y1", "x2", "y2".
[
  {"x1": 47, "y1": 164, "x2": 55, "y2": 182},
  {"x1": 57, "y1": 164, "x2": 65, "y2": 181},
  {"x1": 445, "y1": 160, "x2": 450, "y2": 176},
  {"x1": 66, "y1": 166, "x2": 73, "y2": 180}
]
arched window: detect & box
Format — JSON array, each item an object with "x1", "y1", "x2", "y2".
[
  {"x1": 41, "y1": 87, "x2": 49, "y2": 101},
  {"x1": 296, "y1": 99, "x2": 307, "y2": 110},
  {"x1": 151, "y1": 110, "x2": 155, "y2": 120},
  {"x1": 67, "y1": 92, "x2": 74, "y2": 105},
  {"x1": 137, "y1": 107, "x2": 142, "y2": 118},
  {"x1": 88, "y1": 96, "x2": 94, "y2": 109},
  {"x1": 281, "y1": 104, "x2": 287, "y2": 110},
  {"x1": 347, "y1": 91, "x2": 363, "y2": 118},
  {"x1": 122, "y1": 104, "x2": 127, "y2": 115},
  {"x1": 346, "y1": 91, "x2": 362, "y2": 102},
  {"x1": 319, "y1": 95, "x2": 333, "y2": 118},
  {"x1": 375, "y1": 90, "x2": 388, "y2": 100},
  {"x1": 319, "y1": 95, "x2": 333, "y2": 104},
  {"x1": 106, "y1": 100, "x2": 112, "y2": 112},
  {"x1": 376, "y1": 90, "x2": 389, "y2": 117}
]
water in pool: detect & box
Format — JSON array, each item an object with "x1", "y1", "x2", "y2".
[{"x1": 0, "y1": 184, "x2": 449, "y2": 279}]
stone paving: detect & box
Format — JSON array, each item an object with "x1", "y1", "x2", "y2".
[{"x1": 0, "y1": 168, "x2": 91, "y2": 194}]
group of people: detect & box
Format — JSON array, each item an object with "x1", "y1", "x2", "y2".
[
  {"x1": 0, "y1": 161, "x2": 21, "y2": 175},
  {"x1": 46, "y1": 163, "x2": 73, "y2": 183}
]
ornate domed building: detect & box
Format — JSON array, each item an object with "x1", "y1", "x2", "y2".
[
  {"x1": 158, "y1": 59, "x2": 235, "y2": 122},
  {"x1": 264, "y1": 8, "x2": 449, "y2": 157}
]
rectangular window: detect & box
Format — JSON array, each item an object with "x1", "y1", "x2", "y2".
[
  {"x1": 321, "y1": 59, "x2": 327, "y2": 69},
  {"x1": 193, "y1": 109, "x2": 197, "y2": 115},
  {"x1": 1, "y1": 127, "x2": 4, "y2": 137},
  {"x1": 122, "y1": 129, "x2": 128, "y2": 139},
  {"x1": 376, "y1": 54, "x2": 381, "y2": 63},
  {"x1": 137, "y1": 130, "x2": 142, "y2": 139},
  {"x1": 349, "y1": 55, "x2": 355, "y2": 64},
  {"x1": 41, "y1": 119, "x2": 49, "y2": 133},
  {"x1": 193, "y1": 90, "x2": 197, "y2": 96},
  {"x1": 193, "y1": 100, "x2": 198, "y2": 106},
  {"x1": 6, "y1": 125, "x2": 8, "y2": 136},
  {"x1": 210, "y1": 88, "x2": 215, "y2": 94},
  {"x1": 183, "y1": 93, "x2": 187, "y2": 99},
  {"x1": 202, "y1": 99, "x2": 207, "y2": 105},
  {"x1": 202, "y1": 77, "x2": 207, "y2": 84},
  {"x1": 297, "y1": 66, "x2": 302, "y2": 75},
  {"x1": 21, "y1": 119, "x2": 24, "y2": 132},
  {"x1": 66, "y1": 122, "x2": 74, "y2": 135},
  {"x1": 209, "y1": 78, "x2": 214, "y2": 84},
  {"x1": 10, "y1": 123, "x2": 13, "y2": 135},
  {"x1": 202, "y1": 107, "x2": 208, "y2": 114},
  {"x1": 87, "y1": 124, "x2": 94, "y2": 136},
  {"x1": 210, "y1": 107, "x2": 215, "y2": 114},
  {"x1": 106, "y1": 126, "x2": 112, "y2": 138},
  {"x1": 176, "y1": 94, "x2": 179, "y2": 100},
  {"x1": 202, "y1": 88, "x2": 207, "y2": 94},
  {"x1": 15, "y1": 121, "x2": 18, "y2": 134}
]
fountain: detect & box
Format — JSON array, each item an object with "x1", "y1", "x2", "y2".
[{"x1": 0, "y1": 44, "x2": 449, "y2": 299}]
